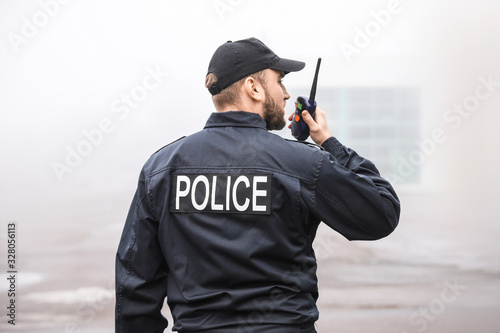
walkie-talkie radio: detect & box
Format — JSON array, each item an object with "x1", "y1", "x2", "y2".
[{"x1": 291, "y1": 57, "x2": 322, "y2": 141}]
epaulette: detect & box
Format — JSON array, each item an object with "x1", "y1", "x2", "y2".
[
  {"x1": 151, "y1": 136, "x2": 186, "y2": 156},
  {"x1": 284, "y1": 138, "x2": 325, "y2": 150}
]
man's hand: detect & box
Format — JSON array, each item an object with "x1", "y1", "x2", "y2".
[{"x1": 288, "y1": 105, "x2": 331, "y2": 145}]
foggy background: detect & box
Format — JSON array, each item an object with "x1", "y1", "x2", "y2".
[{"x1": 0, "y1": 0, "x2": 499, "y2": 332}]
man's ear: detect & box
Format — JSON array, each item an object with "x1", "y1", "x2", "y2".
[{"x1": 242, "y1": 76, "x2": 264, "y2": 102}]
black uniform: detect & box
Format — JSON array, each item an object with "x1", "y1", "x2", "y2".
[{"x1": 115, "y1": 111, "x2": 400, "y2": 333}]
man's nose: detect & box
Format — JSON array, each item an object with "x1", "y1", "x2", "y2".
[{"x1": 283, "y1": 87, "x2": 290, "y2": 100}]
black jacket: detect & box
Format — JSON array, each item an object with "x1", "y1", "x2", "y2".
[{"x1": 115, "y1": 111, "x2": 400, "y2": 332}]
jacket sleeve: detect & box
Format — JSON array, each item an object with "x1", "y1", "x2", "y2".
[
  {"x1": 115, "y1": 169, "x2": 168, "y2": 333},
  {"x1": 304, "y1": 137, "x2": 400, "y2": 240}
]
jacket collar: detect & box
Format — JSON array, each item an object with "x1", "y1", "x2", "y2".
[{"x1": 204, "y1": 111, "x2": 267, "y2": 130}]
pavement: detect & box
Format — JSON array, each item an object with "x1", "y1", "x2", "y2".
[{"x1": 1, "y1": 191, "x2": 499, "y2": 332}]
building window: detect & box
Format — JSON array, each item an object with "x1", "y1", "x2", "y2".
[{"x1": 318, "y1": 87, "x2": 420, "y2": 184}]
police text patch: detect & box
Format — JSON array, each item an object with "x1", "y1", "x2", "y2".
[{"x1": 170, "y1": 173, "x2": 272, "y2": 214}]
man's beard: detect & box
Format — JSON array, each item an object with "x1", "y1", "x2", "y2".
[{"x1": 262, "y1": 94, "x2": 286, "y2": 131}]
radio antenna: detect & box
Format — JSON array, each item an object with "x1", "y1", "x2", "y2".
[{"x1": 309, "y1": 57, "x2": 322, "y2": 103}]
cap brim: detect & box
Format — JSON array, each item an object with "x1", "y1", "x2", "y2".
[{"x1": 270, "y1": 58, "x2": 305, "y2": 74}]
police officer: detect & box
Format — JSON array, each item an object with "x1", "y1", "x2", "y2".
[{"x1": 115, "y1": 37, "x2": 400, "y2": 333}]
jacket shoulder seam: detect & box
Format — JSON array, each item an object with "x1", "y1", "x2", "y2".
[
  {"x1": 284, "y1": 138, "x2": 325, "y2": 150},
  {"x1": 151, "y1": 136, "x2": 186, "y2": 156}
]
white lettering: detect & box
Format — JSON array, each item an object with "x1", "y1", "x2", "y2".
[
  {"x1": 233, "y1": 176, "x2": 250, "y2": 211},
  {"x1": 226, "y1": 175, "x2": 231, "y2": 210},
  {"x1": 191, "y1": 176, "x2": 210, "y2": 210},
  {"x1": 176, "y1": 176, "x2": 190, "y2": 210},
  {"x1": 252, "y1": 176, "x2": 268, "y2": 212},
  {"x1": 172, "y1": 173, "x2": 271, "y2": 213},
  {"x1": 211, "y1": 176, "x2": 224, "y2": 210}
]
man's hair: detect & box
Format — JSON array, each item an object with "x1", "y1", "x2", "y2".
[{"x1": 205, "y1": 71, "x2": 267, "y2": 110}]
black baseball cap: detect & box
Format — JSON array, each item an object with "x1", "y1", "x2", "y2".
[{"x1": 207, "y1": 37, "x2": 305, "y2": 95}]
